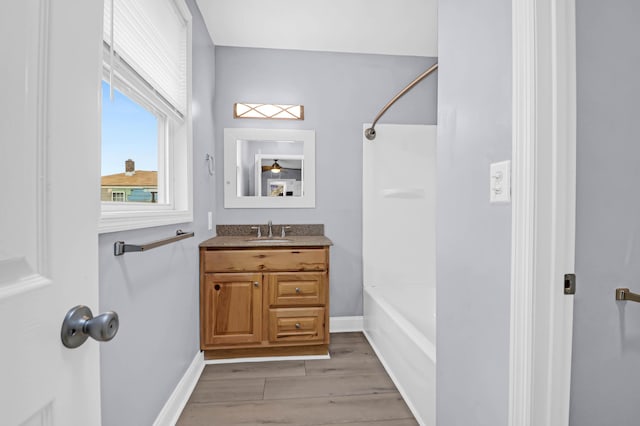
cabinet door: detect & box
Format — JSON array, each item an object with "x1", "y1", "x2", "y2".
[
  {"x1": 268, "y1": 272, "x2": 327, "y2": 306},
  {"x1": 202, "y1": 273, "x2": 262, "y2": 347}
]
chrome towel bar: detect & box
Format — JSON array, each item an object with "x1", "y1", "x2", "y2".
[
  {"x1": 615, "y1": 288, "x2": 640, "y2": 303},
  {"x1": 113, "y1": 230, "x2": 194, "y2": 256}
]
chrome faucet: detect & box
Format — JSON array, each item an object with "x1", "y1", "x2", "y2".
[{"x1": 267, "y1": 220, "x2": 273, "y2": 238}]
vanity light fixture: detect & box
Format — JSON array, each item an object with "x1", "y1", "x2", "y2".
[
  {"x1": 270, "y1": 160, "x2": 282, "y2": 173},
  {"x1": 234, "y1": 103, "x2": 304, "y2": 120}
]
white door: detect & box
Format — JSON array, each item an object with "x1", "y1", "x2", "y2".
[{"x1": 0, "y1": 0, "x2": 104, "y2": 425}]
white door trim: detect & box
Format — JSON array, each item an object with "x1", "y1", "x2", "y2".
[{"x1": 510, "y1": 0, "x2": 576, "y2": 425}]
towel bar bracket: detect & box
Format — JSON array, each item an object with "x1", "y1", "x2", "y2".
[
  {"x1": 113, "y1": 230, "x2": 194, "y2": 256},
  {"x1": 616, "y1": 288, "x2": 640, "y2": 303},
  {"x1": 113, "y1": 241, "x2": 126, "y2": 256}
]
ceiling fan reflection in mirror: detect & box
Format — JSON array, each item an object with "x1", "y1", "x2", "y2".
[{"x1": 261, "y1": 159, "x2": 302, "y2": 173}]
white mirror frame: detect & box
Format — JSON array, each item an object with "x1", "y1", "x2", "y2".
[{"x1": 223, "y1": 128, "x2": 316, "y2": 208}]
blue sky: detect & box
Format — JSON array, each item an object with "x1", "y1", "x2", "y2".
[{"x1": 101, "y1": 81, "x2": 158, "y2": 176}]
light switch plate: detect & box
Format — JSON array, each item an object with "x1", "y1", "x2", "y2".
[
  {"x1": 207, "y1": 211, "x2": 213, "y2": 230},
  {"x1": 490, "y1": 160, "x2": 511, "y2": 203}
]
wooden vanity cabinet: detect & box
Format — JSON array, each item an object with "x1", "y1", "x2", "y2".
[{"x1": 200, "y1": 246, "x2": 330, "y2": 359}]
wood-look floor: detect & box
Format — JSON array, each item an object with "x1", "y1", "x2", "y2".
[{"x1": 177, "y1": 332, "x2": 417, "y2": 425}]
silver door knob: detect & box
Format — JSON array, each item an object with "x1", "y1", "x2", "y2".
[{"x1": 61, "y1": 305, "x2": 119, "y2": 349}]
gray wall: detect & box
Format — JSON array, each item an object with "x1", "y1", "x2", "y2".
[
  {"x1": 436, "y1": 0, "x2": 512, "y2": 425},
  {"x1": 98, "y1": 1, "x2": 216, "y2": 424},
  {"x1": 570, "y1": 1, "x2": 640, "y2": 424},
  {"x1": 213, "y1": 47, "x2": 437, "y2": 316}
]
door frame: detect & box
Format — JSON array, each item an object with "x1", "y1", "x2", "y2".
[{"x1": 510, "y1": 0, "x2": 577, "y2": 425}]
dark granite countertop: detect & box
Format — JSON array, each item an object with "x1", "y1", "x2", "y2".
[
  {"x1": 200, "y1": 235, "x2": 333, "y2": 248},
  {"x1": 200, "y1": 224, "x2": 332, "y2": 248}
]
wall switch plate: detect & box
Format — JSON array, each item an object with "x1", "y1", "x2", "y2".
[
  {"x1": 490, "y1": 160, "x2": 511, "y2": 203},
  {"x1": 207, "y1": 211, "x2": 213, "y2": 230}
]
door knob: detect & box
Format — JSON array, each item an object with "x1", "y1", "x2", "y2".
[{"x1": 61, "y1": 305, "x2": 119, "y2": 349}]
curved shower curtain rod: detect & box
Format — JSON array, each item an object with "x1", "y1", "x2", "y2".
[{"x1": 364, "y1": 62, "x2": 439, "y2": 141}]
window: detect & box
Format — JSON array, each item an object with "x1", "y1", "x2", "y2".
[
  {"x1": 100, "y1": 0, "x2": 192, "y2": 233},
  {"x1": 101, "y1": 82, "x2": 161, "y2": 204}
]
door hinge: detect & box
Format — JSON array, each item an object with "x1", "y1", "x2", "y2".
[{"x1": 564, "y1": 273, "x2": 576, "y2": 295}]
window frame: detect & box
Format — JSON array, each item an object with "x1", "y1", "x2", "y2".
[
  {"x1": 111, "y1": 191, "x2": 126, "y2": 202},
  {"x1": 100, "y1": 68, "x2": 170, "y2": 209},
  {"x1": 98, "y1": 0, "x2": 192, "y2": 234}
]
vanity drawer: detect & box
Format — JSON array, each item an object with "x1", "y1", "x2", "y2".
[
  {"x1": 203, "y1": 249, "x2": 327, "y2": 273},
  {"x1": 268, "y1": 307, "x2": 325, "y2": 343},
  {"x1": 269, "y1": 272, "x2": 327, "y2": 307}
]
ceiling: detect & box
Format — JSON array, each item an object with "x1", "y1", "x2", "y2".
[{"x1": 194, "y1": 0, "x2": 438, "y2": 57}]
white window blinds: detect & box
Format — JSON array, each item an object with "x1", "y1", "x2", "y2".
[{"x1": 104, "y1": 0, "x2": 189, "y2": 115}]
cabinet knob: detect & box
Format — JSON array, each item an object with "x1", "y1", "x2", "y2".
[
  {"x1": 253, "y1": 281, "x2": 259, "y2": 288},
  {"x1": 295, "y1": 287, "x2": 301, "y2": 294},
  {"x1": 295, "y1": 323, "x2": 301, "y2": 329}
]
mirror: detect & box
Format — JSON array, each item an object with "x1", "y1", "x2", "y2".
[
  {"x1": 237, "y1": 140, "x2": 304, "y2": 197},
  {"x1": 224, "y1": 128, "x2": 316, "y2": 208}
]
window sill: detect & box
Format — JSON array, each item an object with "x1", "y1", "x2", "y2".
[{"x1": 98, "y1": 210, "x2": 193, "y2": 234}]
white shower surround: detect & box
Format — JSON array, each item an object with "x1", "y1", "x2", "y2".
[{"x1": 362, "y1": 124, "x2": 437, "y2": 425}]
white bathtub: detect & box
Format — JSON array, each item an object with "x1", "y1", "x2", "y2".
[
  {"x1": 362, "y1": 124, "x2": 436, "y2": 425},
  {"x1": 363, "y1": 284, "x2": 435, "y2": 426}
]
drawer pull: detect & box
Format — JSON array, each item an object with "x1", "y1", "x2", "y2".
[
  {"x1": 253, "y1": 281, "x2": 259, "y2": 288},
  {"x1": 295, "y1": 287, "x2": 301, "y2": 294},
  {"x1": 295, "y1": 323, "x2": 301, "y2": 329},
  {"x1": 214, "y1": 284, "x2": 221, "y2": 291}
]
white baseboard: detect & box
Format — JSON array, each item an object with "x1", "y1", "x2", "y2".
[
  {"x1": 330, "y1": 316, "x2": 364, "y2": 332},
  {"x1": 205, "y1": 353, "x2": 330, "y2": 365},
  {"x1": 153, "y1": 351, "x2": 205, "y2": 426}
]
